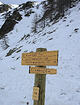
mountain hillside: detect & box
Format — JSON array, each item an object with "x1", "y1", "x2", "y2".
[{"x1": 0, "y1": 1, "x2": 80, "y2": 105}]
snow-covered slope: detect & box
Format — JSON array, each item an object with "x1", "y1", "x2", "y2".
[
  {"x1": 9, "y1": 4, "x2": 18, "y2": 9},
  {"x1": 0, "y1": 0, "x2": 41, "y2": 4},
  {"x1": 0, "y1": 1, "x2": 3, "y2": 5},
  {"x1": 0, "y1": 1, "x2": 80, "y2": 105}
]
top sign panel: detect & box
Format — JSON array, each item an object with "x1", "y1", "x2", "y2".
[{"x1": 21, "y1": 51, "x2": 58, "y2": 66}]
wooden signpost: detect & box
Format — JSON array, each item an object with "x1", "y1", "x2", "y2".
[
  {"x1": 21, "y1": 51, "x2": 58, "y2": 66},
  {"x1": 21, "y1": 48, "x2": 58, "y2": 105},
  {"x1": 29, "y1": 67, "x2": 57, "y2": 74},
  {"x1": 32, "y1": 87, "x2": 39, "y2": 101}
]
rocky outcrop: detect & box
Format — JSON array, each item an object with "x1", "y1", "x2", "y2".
[
  {"x1": 18, "y1": 1, "x2": 34, "y2": 11},
  {"x1": 0, "y1": 10, "x2": 22, "y2": 39},
  {"x1": 0, "y1": 1, "x2": 34, "y2": 39},
  {"x1": 0, "y1": 4, "x2": 11, "y2": 13}
]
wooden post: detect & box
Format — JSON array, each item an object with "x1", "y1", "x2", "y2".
[{"x1": 33, "y1": 48, "x2": 47, "y2": 105}]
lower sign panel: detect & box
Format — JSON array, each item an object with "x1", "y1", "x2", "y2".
[
  {"x1": 29, "y1": 67, "x2": 57, "y2": 74},
  {"x1": 32, "y1": 87, "x2": 39, "y2": 101}
]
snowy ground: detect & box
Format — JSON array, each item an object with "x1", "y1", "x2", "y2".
[
  {"x1": 0, "y1": 0, "x2": 42, "y2": 5},
  {"x1": 0, "y1": 2, "x2": 80, "y2": 105}
]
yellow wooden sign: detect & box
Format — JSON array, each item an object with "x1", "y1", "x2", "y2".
[
  {"x1": 29, "y1": 67, "x2": 57, "y2": 74},
  {"x1": 21, "y1": 51, "x2": 58, "y2": 66},
  {"x1": 32, "y1": 87, "x2": 39, "y2": 101}
]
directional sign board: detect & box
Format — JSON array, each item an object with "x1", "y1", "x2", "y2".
[
  {"x1": 32, "y1": 87, "x2": 39, "y2": 101},
  {"x1": 21, "y1": 51, "x2": 58, "y2": 66},
  {"x1": 29, "y1": 67, "x2": 57, "y2": 74}
]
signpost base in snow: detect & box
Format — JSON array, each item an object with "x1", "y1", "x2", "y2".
[{"x1": 33, "y1": 48, "x2": 47, "y2": 105}]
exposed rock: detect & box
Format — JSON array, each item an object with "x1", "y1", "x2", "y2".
[
  {"x1": 19, "y1": 1, "x2": 34, "y2": 11},
  {"x1": 6, "y1": 48, "x2": 17, "y2": 56},
  {"x1": 25, "y1": 9, "x2": 35, "y2": 17},
  {"x1": 0, "y1": 1, "x2": 34, "y2": 39},
  {"x1": 0, "y1": 10, "x2": 22, "y2": 39},
  {"x1": 74, "y1": 28, "x2": 79, "y2": 32},
  {"x1": 0, "y1": 4, "x2": 11, "y2": 13}
]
